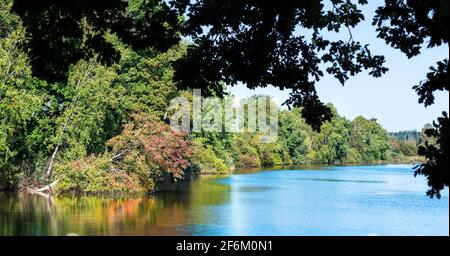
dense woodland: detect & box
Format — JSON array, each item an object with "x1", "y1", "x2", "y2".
[{"x1": 0, "y1": 1, "x2": 448, "y2": 197}]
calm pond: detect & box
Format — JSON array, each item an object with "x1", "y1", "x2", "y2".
[{"x1": 0, "y1": 164, "x2": 448, "y2": 236}]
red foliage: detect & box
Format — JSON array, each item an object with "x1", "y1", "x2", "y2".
[{"x1": 107, "y1": 113, "x2": 193, "y2": 180}]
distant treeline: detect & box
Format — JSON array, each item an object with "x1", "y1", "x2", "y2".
[
  {"x1": 189, "y1": 101, "x2": 429, "y2": 177},
  {"x1": 389, "y1": 131, "x2": 421, "y2": 142}
]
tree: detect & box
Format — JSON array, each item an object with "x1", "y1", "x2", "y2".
[
  {"x1": 11, "y1": 0, "x2": 182, "y2": 82},
  {"x1": 278, "y1": 108, "x2": 312, "y2": 164},
  {"x1": 191, "y1": 138, "x2": 228, "y2": 174},
  {"x1": 348, "y1": 116, "x2": 389, "y2": 162},
  {"x1": 112, "y1": 38, "x2": 187, "y2": 118},
  {"x1": 418, "y1": 124, "x2": 437, "y2": 148},
  {"x1": 414, "y1": 114, "x2": 449, "y2": 199},
  {"x1": 10, "y1": 0, "x2": 388, "y2": 131},
  {"x1": 0, "y1": 2, "x2": 45, "y2": 189},
  {"x1": 173, "y1": 0, "x2": 388, "y2": 130},
  {"x1": 311, "y1": 104, "x2": 350, "y2": 164},
  {"x1": 55, "y1": 113, "x2": 194, "y2": 194},
  {"x1": 44, "y1": 59, "x2": 123, "y2": 178},
  {"x1": 107, "y1": 113, "x2": 193, "y2": 181},
  {"x1": 5, "y1": 0, "x2": 448, "y2": 196},
  {"x1": 374, "y1": 0, "x2": 449, "y2": 198}
]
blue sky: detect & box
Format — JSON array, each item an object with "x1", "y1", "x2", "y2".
[{"x1": 230, "y1": 1, "x2": 449, "y2": 132}]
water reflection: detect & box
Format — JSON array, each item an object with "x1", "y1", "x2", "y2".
[
  {"x1": 0, "y1": 165, "x2": 448, "y2": 236},
  {"x1": 0, "y1": 176, "x2": 230, "y2": 236}
]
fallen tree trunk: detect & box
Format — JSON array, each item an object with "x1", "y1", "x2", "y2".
[{"x1": 27, "y1": 180, "x2": 59, "y2": 194}]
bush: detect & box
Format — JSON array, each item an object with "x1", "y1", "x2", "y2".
[
  {"x1": 344, "y1": 147, "x2": 360, "y2": 163},
  {"x1": 238, "y1": 154, "x2": 261, "y2": 167},
  {"x1": 54, "y1": 156, "x2": 146, "y2": 194},
  {"x1": 192, "y1": 147, "x2": 228, "y2": 174},
  {"x1": 192, "y1": 141, "x2": 228, "y2": 174},
  {"x1": 54, "y1": 113, "x2": 193, "y2": 194}
]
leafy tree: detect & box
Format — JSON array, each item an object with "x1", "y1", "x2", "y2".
[
  {"x1": 191, "y1": 138, "x2": 228, "y2": 174},
  {"x1": 389, "y1": 130, "x2": 420, "y2": 143},
  {"x1": 2, "y1": 0, "x2": 447, "y2": 196},
  {"x1": 311, "y1": 104, "x2": 350, "y2": 164},
  {"x1": 414, "y1": 114, "x2": 449, "y2": 199},
  {"x1": 55, "y1": 113, "x2": 194, "y2": 194},
  {"x1": 43, "y1": 59, "x2": 124, "y2": 179},
  {"x1": 0, "y1": 3, "x2": 45, "y2": 189},
  {"x1": 9, "y1": 0, "x2": 390, "y2": 131},
  {"x1": 278, "y1": 108, "x2": 312, "y2": 164},
  {"x1": 233, "y1": 132, "x2": 261, "y2": 167},
  {"x1": 374, "y1": 0, "x2": 449, "y2": 197},
  {"x1": 388, "y1": 139, "x2": 417, "y2": 158},
  {"x1": 11, "y1": 0, "x2": 182, "y2": 82},
  {"x1": 173, "y1": 0, "x2": 388, "y2": 130},
  {"x1": 349, "y1": 116, "x2": 389, "y2": 162},
  {"x1": 112, "y1": 38, "x2": 186, "y2": 117},
  {"x1": 107, "y1": 113, "x2": 193, "y2": 181}
]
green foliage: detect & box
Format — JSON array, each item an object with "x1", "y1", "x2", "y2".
[
  {"x1": 191, "y1": 138, "x2": 228, "y2": 174},
  {"x1": 55, "y1": 155, "x2": 145, "y2": 194},
  {"x1": 389, "y1": 130, "x2": 420, "y2": 142},
  {"x1": 174, "y1": 0, "x2": 388, "y2": 131},
  {"x1": 415, "y1": 113, "x2": 449, "y2": 199},
  {"x1": 11, "y1": 0, "x2": 183, "y2": 82},
  {"x1": 312, "y1": 105, "x2": 350, "y2": 164},
  {"x1": 278, "y1": 109, "x2": 312, "y2": 164},
  {"x1": 0, "y1": 6, "x2": 46, "y2": 189},
  {"x1": 1, "y1": 1, "x2": 443, "y2": 197},
  {"x1": 348, "y1": 116, "x2": 389, "y2": 162},
  {"x1": 0, "y1": 2, "x2": 189, "y2": 190},
  {"x1": 53, "y1": 59, "x2": 124, "y2": 161},
  {"x1": 233, "y1": 132, "x2": 261, "y2": 167},
  {"x1": 112, "y1": 38, "x2": 186, "y2": 117},
  {"x1": 374, "y1": 0, "x2": 449, "y2": 197},
  {"x1": 55, "y1": 113, "x2": 193, "y2": 194}
]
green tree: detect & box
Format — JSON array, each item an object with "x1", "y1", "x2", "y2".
[
  {"x1": 112, "y1": 38, "x2": 186, "y2": 117},
  {"x1": 0, "y1": 3, "x2": 45, "y2": 189},
  {"x1": 233, "y1": 132, "x2": 261, "y2": 168},
  {"x1": 191, "y1": 138, "x2": 228, "y2": 174},
  {"x1": 349, "y1": 116, "x2": 389, "y2": 162},
  {"x1": 311, "y1": 105, "x2": 350, "y2": 164},
  {"x1": 278, "y1": 108, "x2": 312, "y2": 164},
  {"x1": 11, "y1": 0, "x2": 182, "y2": 82}
]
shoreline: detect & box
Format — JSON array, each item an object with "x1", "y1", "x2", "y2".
[{"x1": 1, "y1": 162, "x2": 425, "y2": 197}]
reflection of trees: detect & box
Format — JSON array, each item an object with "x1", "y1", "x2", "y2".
[
  {"x1": 0, "y1": 193, "x2": 54, "y2": 235},
  {"x1": 160, "y1": 176, "x2": 231, "y2": 206},
  {"x1": 0, "y1": 177, "x2": 231, "y2": 235}
]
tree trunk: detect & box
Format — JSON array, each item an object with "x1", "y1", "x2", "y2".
[{"x1": 27, "y1": 180, "x2": 59, "y2": 194}]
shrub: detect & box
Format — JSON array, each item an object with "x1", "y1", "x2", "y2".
[
  {"x1": 191, "y1": 138, "x2": 228, "y2": 174},
  {"x1": 238, "y1": 154, "x2": 261, "y2": 167},
  {"x1": 55, "y1": 156, "x2": 145, "y2": 194},
  {"x1": 54, "y1": 113, "x2": 193, "y2": 194}
]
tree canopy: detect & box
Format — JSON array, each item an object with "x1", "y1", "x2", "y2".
[
  {"x1": 373, "y1": 0, "x2": 448, "y2": 198},
  {"x1": 1, "y1": 0, "x2": 448, "y2": 197}
]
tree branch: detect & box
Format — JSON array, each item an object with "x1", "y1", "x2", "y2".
[{"x1": 27, "y1": 180, "x2": 59, "y2": 194}]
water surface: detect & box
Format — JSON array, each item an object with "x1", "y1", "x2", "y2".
[{"x1": 0, "y1": 165, "x2": 448, "y2": 236}]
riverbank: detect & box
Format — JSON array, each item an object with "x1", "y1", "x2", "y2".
[{"x1": 9, "y1": 159, "x2": 426, "y2": 197}]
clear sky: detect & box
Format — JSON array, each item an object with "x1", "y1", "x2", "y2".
[{"x1": 230, "y1": 1, "x2": 449, "y2": 132}]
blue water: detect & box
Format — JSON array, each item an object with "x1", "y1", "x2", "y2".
[
  {"x1": 185, "y1": 165, "x2": 449, "y2": 236},
  {"x1": 0, "y1": 164, "x2": 448, "y2": 236}
]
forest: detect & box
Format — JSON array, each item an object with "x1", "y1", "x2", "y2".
[{"x1": 0, "y1": 0, "x2": 447, "y2": 197}]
